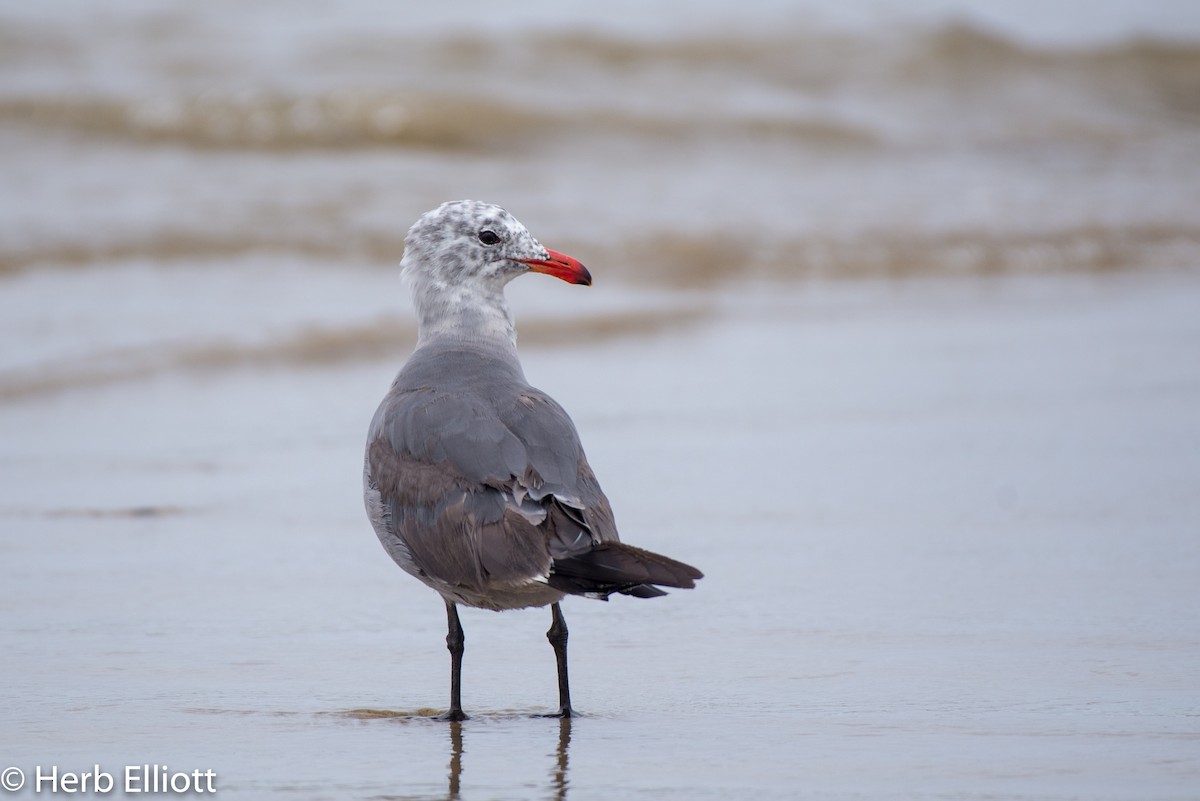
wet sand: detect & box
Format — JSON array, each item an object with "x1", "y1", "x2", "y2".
[{"x1": 3, "y1": 270, "x2": 1198, "y2": 799}]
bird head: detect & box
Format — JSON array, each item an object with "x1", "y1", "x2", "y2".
[{"x1": 400, "y1": 200, "x2": 591, "y2": 291}]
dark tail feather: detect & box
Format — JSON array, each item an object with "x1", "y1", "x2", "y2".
[{"x1": 546, "y1": 541, "x2": 703, "y2": 600}]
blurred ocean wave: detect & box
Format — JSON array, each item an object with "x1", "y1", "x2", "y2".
[
  {"x1": 2, "y1": 4, "x2": 1199, "y2": 397},
  {"x1": 5, "y1": 220, "x2": 1198, "y2": 283},
  {"x1": 3, "y1": 19, "x2": 1198, "y2": 278},
  {"x1": 609, "y1": 223, "x2": 1200, "y2": 285},
  {"x1": 0, "y1": 90, "x2": 881, "y2": 152},
  {"x1": 3, "y1": 23, "x2": 1197, "y2": 150}
]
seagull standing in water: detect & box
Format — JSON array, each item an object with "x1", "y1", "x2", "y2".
[{"x1": 363, "y1": 200, "x2": 702, "y2": 720}]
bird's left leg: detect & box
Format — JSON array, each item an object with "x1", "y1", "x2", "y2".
[{"x1": 438, "y1": 600, "x2": 467, "y2": 721}]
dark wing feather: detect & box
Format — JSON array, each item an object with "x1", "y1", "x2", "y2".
[{"x1": 546, "y1": 541, "x2": 704, "y2": 599}]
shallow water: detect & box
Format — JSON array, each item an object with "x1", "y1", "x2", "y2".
[
  {"x1": 4, "y1": 271, "x2": 1200, "y2": 799},
  {"x1": 3, "y1": 1, "x2": 1200, "y2": 799}
]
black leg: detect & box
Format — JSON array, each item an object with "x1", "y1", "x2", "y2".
[
  {"x1": 546, "y1": 602, "x2": 576, "y2": 718},
  {"x1": 439, "y1": 600, "x2": 467, "y2": 721}
]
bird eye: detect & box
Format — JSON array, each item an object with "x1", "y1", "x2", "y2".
[{"x1": 478, "y1": 230, "x2": 501, "y2": 246}]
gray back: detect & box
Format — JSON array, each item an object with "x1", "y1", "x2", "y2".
[{"x1": 365, "y1": 342, "x2": 618, "y2": 597}]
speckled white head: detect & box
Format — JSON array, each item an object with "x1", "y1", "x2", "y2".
[
  {"x1": 402, "y1": 200, "x2": 589, "y2": 290},
  {"x1": 400, "y1": 200, "x2": 590, "y2": 347}
]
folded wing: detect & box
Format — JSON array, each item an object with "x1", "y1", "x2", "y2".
[{"x1": 365, "y1": 351, "x2": 702, "y2": 603}]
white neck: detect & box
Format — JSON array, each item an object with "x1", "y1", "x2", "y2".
[{"x1": 410, "y1": 276, "x2": 519, "y2": 355}]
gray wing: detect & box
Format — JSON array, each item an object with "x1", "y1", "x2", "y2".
[
  {"x1": 365, "y1": 380, "x2": 613, "y2": 595},
  {"x1": 365, "y1": 343, "x2": 701, "y2": 601}
]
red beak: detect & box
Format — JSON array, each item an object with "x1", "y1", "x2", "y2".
[{"x1": 519, "y1": 249, "x2": 592, "y2": 286}]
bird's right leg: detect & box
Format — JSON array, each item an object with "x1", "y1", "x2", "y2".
[
  {"x1": 438, "y1": 600, "x2": 467, "y2": 721},
  {"x1": 545, "y1": 602, "x2": 576, "y2": 718}
]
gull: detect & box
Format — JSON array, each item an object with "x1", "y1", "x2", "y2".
[{"x1": 363, "y1": 200, "x2": 702, "y2": 719}]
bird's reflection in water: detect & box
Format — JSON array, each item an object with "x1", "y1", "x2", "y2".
[
  {"x1": 442, "y1": 717, "x2": 572, "y2": 801},
  {"x1": 549, "y1": 717, "x2": 572, "y2": 800},
  {"x1": 446, "y1": 721, "x2": 463, "y2": 800}
]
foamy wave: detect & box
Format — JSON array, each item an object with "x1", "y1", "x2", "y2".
[
  {"x1": 14, "y1": 21, "x2": 1194, "y2": 152},
  {"x1": 0, "y1": 91, "x2": 555, "y2": 150},
  {"x1": 0, "y1": 228, "x2": 406, "y2": 275},
  {"x1": 4, "y1": 222, "x2": 1198, "y2": 284},
  {"x1": 0, "y1": 89, "x2": 878, "y2": 151},
  {"x1": 618, "y1": 224, "x2": 1200, "y2": 285}
]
